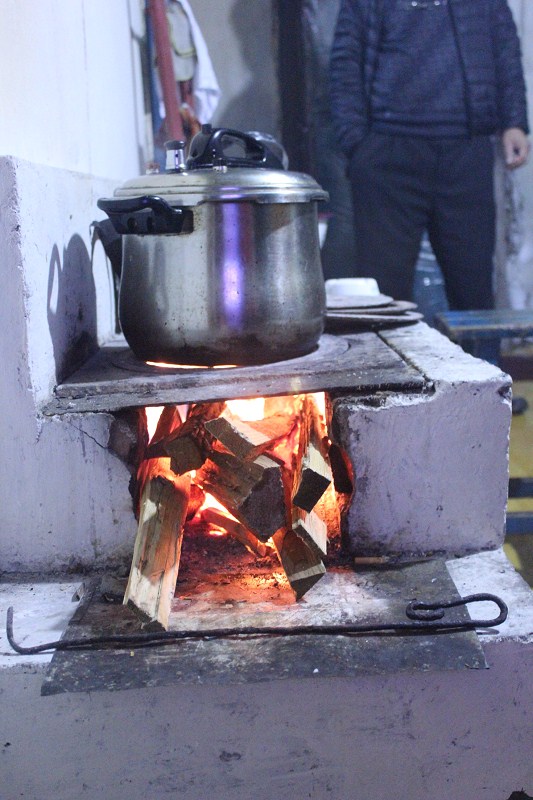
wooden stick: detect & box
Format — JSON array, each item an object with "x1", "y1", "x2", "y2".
[
  {"x1": 272, "y1": 527, "x2": 326, "y2": 599},
  {"x1": 292, "y1": 437, "x2": 332, "y2": 512},
  {"x1": 202, "y1": 507, "x2": 269, "y2": 557},
  {"x1": 204, "y1": 412, "x2": 272, "y2": 461},
  {"x1": 291, "y1": 506, "x2": 328, "y2": 559},
  {"x1": 197, "y1": 450, "x2": 287, "y2": 541},
  {"x1": 124, "y1": 473, "x2": 191, "y2": 631},
  {"x1": 159, "y1": 401, "x2": 226, "y2": 474}
]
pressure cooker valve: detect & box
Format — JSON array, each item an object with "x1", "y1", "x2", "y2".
[{"x1": 165, "y1": 140, "x2": 187, "y2": 173}]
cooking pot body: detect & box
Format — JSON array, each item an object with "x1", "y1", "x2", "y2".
[{"x1": 119, "y1": 200, "x2": 326, "y2": 365}]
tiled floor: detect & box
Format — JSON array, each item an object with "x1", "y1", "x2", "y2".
[{"x1": 504, "y1": 379, "x2": 533, "y2": 587}]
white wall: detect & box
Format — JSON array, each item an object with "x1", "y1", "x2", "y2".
[
  {"x1": 0, "y1": 0, "x2": 146, "y2": 179},
  {"x1": 0, "y1": 0, "x2": 283, "y2": 573},
  {"x1": 0, "y1": 1, "x2": 145, "y2": 572},
  {"x1": 188, "y1": 0, "x2": 280, "y2": 138}
]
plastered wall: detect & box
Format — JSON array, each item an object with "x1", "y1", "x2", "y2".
[
  {"x1": 0, "y1": 0, "x2": 146, "y2": 179},
  {"x1": 0, "y1": 1, "x2": 145, "y2": 572}
]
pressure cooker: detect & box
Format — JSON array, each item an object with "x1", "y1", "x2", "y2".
[{"x1": 97, "y1": 126, "x2": 328, "y2": 366}]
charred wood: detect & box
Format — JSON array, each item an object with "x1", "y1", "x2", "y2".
[
  {"x1": 272, "y1": 527, "x2": 326, "y2": 599},
  {"x1": 197, "y1": 450, "x2": 286, "y2": 542}
]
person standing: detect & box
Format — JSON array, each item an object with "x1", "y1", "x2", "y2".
[{"x1": 330, "y1": 0, "x2": 529, "y2": 308}]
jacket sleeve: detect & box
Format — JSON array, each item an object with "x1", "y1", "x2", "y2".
[
  {"x1": 492, "y1": 0, "x2": 529, "y2": 133},
  {"x1": 329, "y1": 0, "x2": 369, "y2": 158}
]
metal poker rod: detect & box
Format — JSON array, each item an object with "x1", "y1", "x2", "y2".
[{"x1": 5, "y1": 593, "x2": 508, "y2": 655}]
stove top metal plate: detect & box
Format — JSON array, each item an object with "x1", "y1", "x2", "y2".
[{"x1": 45, "y1": 331, "x2": 426, "y2": 414}]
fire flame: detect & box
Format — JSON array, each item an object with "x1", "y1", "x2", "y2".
[
  {"x1": 198, "y1": 492, "x2": 238, "y2": 536},
  {"x1": 145, "y1": 406, "x2": 164, "y2": 441},
  {"x1": 146, "y1": 361, "x2": 236, "y2": 370},
  {"x1": 226, "y1": 397, "x2": 265, "y2": 421},
  {"x1": 141, "y1": 392, "x2": 328, "y2": 541}
]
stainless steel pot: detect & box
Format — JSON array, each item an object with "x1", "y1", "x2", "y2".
[{"x1": 98, "y1": 127, "x2": 328, "y2": 366}]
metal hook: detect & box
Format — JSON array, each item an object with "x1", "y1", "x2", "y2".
[{"x1": 5, "y1": 592, "x2": 508, "y2": 656}]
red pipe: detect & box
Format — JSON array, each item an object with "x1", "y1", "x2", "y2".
[{"x1": 148, "y1": 0, "x2": 185, "y2": 140}]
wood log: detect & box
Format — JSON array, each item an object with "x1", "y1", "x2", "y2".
[
  {"x1": 159, "y1": 400, "x2": 225, "y2": 474},
  {"x1": 124, "y1": 473, "x2": 191, "y2": 631},
  {"x1": 197, "y1": 450, "x2": 287, "y2": 541},
  {"x1": 168, "y1": 436, "x2": 206, "y2": 474},
  {"x1": 291, "y1": 506, "x2": 328, "y2": 559},
  {"x1": 201, "y1": 507, "x2": 269, "y2": 557},
  {"x1": 140, "y1": 405, "x2": 185, "y2": 459},
  {"x1": 205, "y1": 410, "x2": 299, "y2": 467},
  {"x1": 134, "y1": 405, "x2": 185, "y2": 512},
  {"x1": 292, "y1": 437, "x2": 332, "y2": 512},
  {"x1": 152, "y1": 404, "x2": 183, "y2": 443},
  {"x1": 272, "y1": 527, "x2": 326, "y2": 599},
  {"x1": 204, "y1": 412, "x2": 272, "y2": 460}
]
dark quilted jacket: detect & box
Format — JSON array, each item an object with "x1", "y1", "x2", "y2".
[{"x1": 330, "y1": 0, "x2": 529, "y2": 157}]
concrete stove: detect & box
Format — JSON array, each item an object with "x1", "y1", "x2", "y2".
[{"x1": 1, "y1": 156, "x2": 531, "y2": 800}]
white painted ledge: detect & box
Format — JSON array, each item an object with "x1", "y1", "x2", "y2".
[{"x1": 333, "y1": 323, "x2": 512, "y2": 556}]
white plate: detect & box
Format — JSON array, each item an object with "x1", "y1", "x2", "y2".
[
  {"x1": 326, "y1": 293, "x2": 394, "y2": 310},
  {"x1": 325, "y1": 310, "x2": 424, "y2": 328},
  {"x1": 325, "y1": 277, "x2": 380, "y2": 297}
]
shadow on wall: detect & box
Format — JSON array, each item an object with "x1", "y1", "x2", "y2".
[
  {"x1": 216, "y1": 0, "x2": 278, "y2": 133},
  {"x1": 47, "y1": 235, "x2": 98, "y2": 383}
]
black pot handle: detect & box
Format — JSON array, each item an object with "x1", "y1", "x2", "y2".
[
  {"x1": 97, "y1": 195, "x2": 185, "y2": 235},
  {"x1": 187, "y1": 125, "x2": 285, "y2": 170}
]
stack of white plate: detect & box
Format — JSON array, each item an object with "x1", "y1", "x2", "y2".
[{"x1": 325, "y1": 279, "x2": 423, "y2": 330}]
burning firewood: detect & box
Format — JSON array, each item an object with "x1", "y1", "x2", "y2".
[
  {"x1": 197, "y1": 449, "x2": 287, "y2": 542},
  {"x1": 146, "y1": 401, "x2": 226, "y2": 473},
  {"x1": 201, "y1": 507, "x2": 269, "y2": 557},
  {"x1": 292, "y1": 436, "x2": 333, "y2": 512},
  {"x1": 272, "y1": 527, "x2": 326, "y2": 599},
  {"x1": 133, "y1": 405, "x2": 185, "y2": 517},
  {"x1": 151, "y1": 404, "x2": 183, "y2": 444},
  {"x1": 291, "y1": 506, "x2": 328, "y2": 559},
  {"x1": 125, "y1": 393, "x2": 333, "y2": 613},
  {"x1": 124, "y1": 472, "x2": 191, "y2": 630},
  {"x1": 290, "y1": 395, "x2": 332, "y2": 509},
  {"x1": 204, "y1": 411, "x2": 273, "y2": 461}
]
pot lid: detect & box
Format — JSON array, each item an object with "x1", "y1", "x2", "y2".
[
  {"x1": 113, "y1": 128, "x2": 329, "y2": 206},
  {"x1": 113, "y1": 168, "x2": 328, "y2": 206}
]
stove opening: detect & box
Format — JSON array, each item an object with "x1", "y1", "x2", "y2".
[{"x1": 124, "y1": 392, "x2": 353, "y2": 630}]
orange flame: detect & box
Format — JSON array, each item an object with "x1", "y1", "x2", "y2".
[
  {"x1": 146, "y1": 361, "x2": 236, "y2": 370},
  {"x1": 226, "y1": 397, "x2": 265, "y2": 421}
]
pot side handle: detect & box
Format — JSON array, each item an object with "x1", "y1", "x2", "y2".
[{"x1": 97, "y1": 195, "x2": 186, "y2": 235}]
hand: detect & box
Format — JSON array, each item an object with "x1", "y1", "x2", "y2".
[{"x1": 502, "y1": 127, "x2": 530, "y2": 169}]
